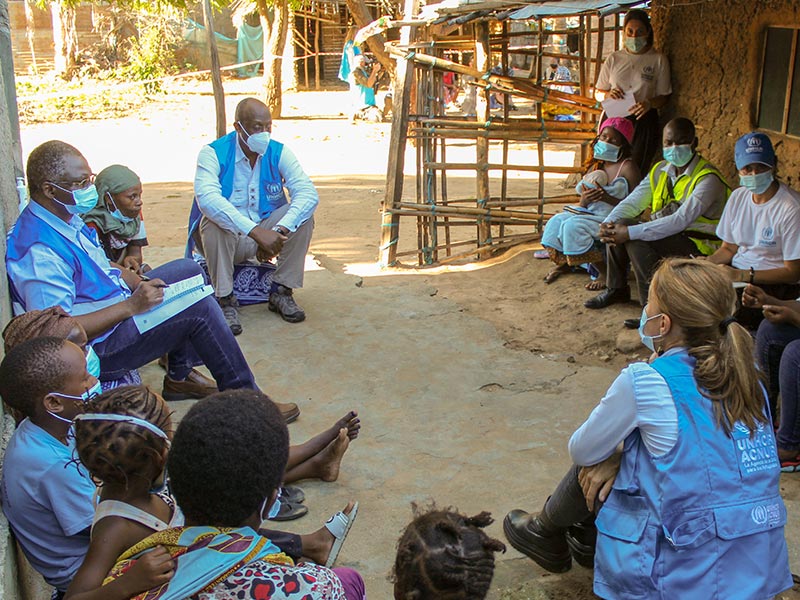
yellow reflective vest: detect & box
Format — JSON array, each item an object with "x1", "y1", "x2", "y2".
[{"x1": 648, "y1": 157, "x2": 731, "y2": 255}]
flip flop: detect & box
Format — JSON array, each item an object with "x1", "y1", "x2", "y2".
[
  {"x1": 533, "y1": 250, "x2": 549, "y2": 259},
  {"x1": 780, "y1": 455, "x2": 800, "y2": 472},
  {"x1": 324, "y1": 501, "x2": 359, "y2": 568},
  {"x1": 279, "y1": 486, "x2": 305, "y2": 504},
  {"x1": 268, "y1": 498, "x2": 308, "y2": 522}
]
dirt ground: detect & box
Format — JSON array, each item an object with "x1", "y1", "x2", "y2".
[{"x1": 18, "y1": 81, "x2": 800, "y2": 599}]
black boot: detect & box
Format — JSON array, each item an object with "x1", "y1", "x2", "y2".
[
  {"x1": 566, "y1": 519, "x2": 597, "y2": 568},
  {"x1": 503, "y1": 506, "x2": 571, "y2": 573}
]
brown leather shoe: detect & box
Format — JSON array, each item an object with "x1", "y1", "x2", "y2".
[
  {"x1": 275, "y1": 400, "x2": 300, "y2": 423},
  {"x1": 162, "y1": 374, "x2": 218, "y2": 401}
]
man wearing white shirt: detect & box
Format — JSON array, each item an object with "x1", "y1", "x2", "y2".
[{"x1": 192, "y1": 98, "x2": 319, "y2": 334}]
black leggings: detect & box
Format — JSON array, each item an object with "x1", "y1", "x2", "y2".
[{"x1": 543, "y1": 464, "x2": 597, "y2": 528}]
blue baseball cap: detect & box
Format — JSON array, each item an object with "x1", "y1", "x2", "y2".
[{"x1": 735, "y1": 132, "x2": 776, "y2": 170}]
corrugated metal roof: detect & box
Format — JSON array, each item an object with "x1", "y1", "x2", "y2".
[{"x1": 418, "y1": 0, "x2": 646, "y2": 21}]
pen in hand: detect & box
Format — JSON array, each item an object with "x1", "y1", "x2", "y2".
[{"x1": 139, "y1": 275, "x2": 169, "y2": 289}]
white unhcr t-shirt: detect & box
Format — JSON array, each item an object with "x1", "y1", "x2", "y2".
[
  {"x1": 716, "y1": 182, "x2": 800, "y2": 270},
  {"x1": 596, "y1": 48, "x2": 672, "y2": 103}
]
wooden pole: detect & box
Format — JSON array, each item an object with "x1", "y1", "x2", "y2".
[
  {"x1": 314, "y1": 5, "x2": 321, "y2": 90},
  {"x1": 202, "y1": 0, "x2": 226, "y2": 138},
  {"x1": 379, "y1": 0, "x2": 419, "y2": 267},
  {"x1": 475, "y1": 21, "x2": 491, "y2": 259},
  {"x1": 0, "y1": 0, "x2": 23, "y2": 179}
]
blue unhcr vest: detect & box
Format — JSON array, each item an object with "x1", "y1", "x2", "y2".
[
  {"x1": 186, "y1": 132, "x2": 287, "y2": 257},
  {"x1": 594, "y1": 350, "x2": 792, "y2": 600},
  {"x1": 6, "y1": 204, "x2": 126, "y2": 312}
]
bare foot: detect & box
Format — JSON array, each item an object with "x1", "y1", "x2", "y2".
[
  {"x1": 585, "y1": 279, "x2": 606, "y2": 291},
  {"x1": 300, "y1": 501, "x2": 356, "y2": 565},
  {"x1": 318, "y1": 428, "x2": 350, "y2": 482}
]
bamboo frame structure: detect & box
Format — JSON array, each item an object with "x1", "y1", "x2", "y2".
[{"x1": 379, "y1": 4, "x2": 628, "y2": 266}]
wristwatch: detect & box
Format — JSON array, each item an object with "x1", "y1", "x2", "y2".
[{"x1": 272, "y1": 225, "x2": 289, "y2": 236}]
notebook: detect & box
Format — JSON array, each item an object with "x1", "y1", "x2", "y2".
[{"x1": 132, "y1": 274, "x2": 214, "y2": 333}]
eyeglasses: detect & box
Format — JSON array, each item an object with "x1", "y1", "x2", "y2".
[{"x1": 47, "y1": 174, "x2": 96, "y2": 191}]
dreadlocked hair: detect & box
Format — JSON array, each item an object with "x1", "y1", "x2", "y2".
[
  {"x1": 650, "y1": 258, "x2": 768, "y2": 435},
  {"x1": 392, "y1": 504, "x2": 506, "y2": 600},
  {"x1": 74, "y1": 385, "x2": 172, "y2": 489}
]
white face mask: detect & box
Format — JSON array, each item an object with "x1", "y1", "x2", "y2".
[
  {"x1": 238, "y1": 122, "x2": 271, "y2": 156},
  {"x1": 46, "y1": 381, "x2": 102, "y2": 423}
]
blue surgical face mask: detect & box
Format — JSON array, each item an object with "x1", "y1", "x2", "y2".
[
  {"x1": 51, "y1": 183, "x2": 99, "y2": 215},
  {"x1": 739, "y1": 170, "x2": 774, "y2": 195},
  {"x1": 260, "y1": 494, "x2": 281, "y2": 521},
  {"x1": 593, "y1": 140, "x2": 621, "y2": 163},
  {"x1": 85, "y1": 346, "x2": 101, "y2": 378},
  {"x1": 105, "y1": 192, "x2": 136, "y2": 223},
  {"x1": 239, "y1": 122, "x2": 271, "y2": 156},
  {"x1": 638, "y1": 308, "x2": 664, "y2": 352},
  {"x1": 663, "y1": 144, "x2": 694, "y2": 168},
  {"x1": 46, "y1": 380, "x2": 102, "y2": 423},
  {"x1": 625, "y1": 35, "x2": 648, "y2": 53}
]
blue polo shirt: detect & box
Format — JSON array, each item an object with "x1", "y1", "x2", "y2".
[{"x1": 0, "y1": 419, "x2": 95, "y2": 590}]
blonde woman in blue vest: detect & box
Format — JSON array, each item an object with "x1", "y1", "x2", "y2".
[
  {"x1": 191, "y1": 98, "x2": 319, "y2": 336},
  {"x1": 505, "y1": 258, "x2": 791, "y2": 599},
  {"x1": 586, "y1": 118, "x2": 730, "y2": 329},
  {"x1": 708, "y1": 132, "x2": 800, "y2": 330}
]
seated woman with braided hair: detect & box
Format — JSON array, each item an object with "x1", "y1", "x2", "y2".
[
  {"x1": 504, "y1": 258, "x2": 791, "y2": 598},
  {"x1": 104, "y1": 389, "x2": 365, "y2": 599},
  {"x1": 393, "y1": 505, "x2": 505, "y2": 599}
]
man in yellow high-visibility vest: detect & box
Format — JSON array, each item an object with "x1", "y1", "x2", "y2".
[{"x1": 585, "y1": 117, "x2": 731, "y2": 326}]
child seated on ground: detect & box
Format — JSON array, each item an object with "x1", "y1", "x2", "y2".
[
  {"x1": 103, "y1": 389, "x2": 365, "y2": 599},
  {"x1": 393, "y1": 505, "x2": 506, "y2": 599},
  {"x1": 65, "y1": 385, "x2": 179, "y2": 600},
  {"x1": 82, "y1": 165, "x2": 149, "y2": 274},
  {"x1": 0, "y1": 337, "x2": 102, "y2": 598}
]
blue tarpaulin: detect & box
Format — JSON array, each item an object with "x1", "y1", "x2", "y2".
[{"x1": 510, "y1": 0, "x2": 646, "y2": 19}]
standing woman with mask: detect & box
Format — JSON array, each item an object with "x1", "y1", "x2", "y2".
[
  {"x1": 83, "y1": 165, "x2": 149, "y2": 274},
  {"x1": 708, "y1": 132, "x2": 800, "y2": 329},
  {"x1": 595, "y1": 9, "x2": 671, "y2": 172},
  {"x1": 504, "y1": 258, "x2": 792, "y2": 599}
]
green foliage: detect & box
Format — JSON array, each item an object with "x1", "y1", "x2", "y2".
[{"x1": 122, "y1": 23, "x2": 176, "y2": 93}]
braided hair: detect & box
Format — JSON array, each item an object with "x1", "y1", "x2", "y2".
[
  {"x1": 74, "y1": 385, "x2": 172, "y2": 489},
  {"x1": 393, "y1": 505, "x2": 506, "y2": 600}
]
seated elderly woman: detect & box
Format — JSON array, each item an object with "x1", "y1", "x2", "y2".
[
  {"x1": 541, "y1": 117, "x2": 641, "y2": 288},
  {"x1": 83, "y1": 165, "x2": 149, "y2": 274},
  {"x1": 504, "y1": 259, "x2": 791, "y2": 598},
  {"x1": 707, "y1": 132, "x2": 800, "y2": 329},
  {"x1": 106, "y1": 389, "x2": 366, "y2": 600}
]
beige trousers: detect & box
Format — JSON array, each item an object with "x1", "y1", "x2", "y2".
[{"x1": 199, "y1": 204, "x2": 314, "y2": 298}]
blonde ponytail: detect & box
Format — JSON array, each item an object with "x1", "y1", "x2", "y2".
[{"x1": 651, "y1": 259, "x2": 768, "y2": 435}]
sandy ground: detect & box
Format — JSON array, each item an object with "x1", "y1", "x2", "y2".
[{"x1": 18, "y1": 82, "x2": 800, "y2": 598}]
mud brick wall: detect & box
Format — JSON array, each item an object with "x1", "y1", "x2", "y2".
[{"x1": 651, "y1": 0, "x2": 800, "y2": 188}]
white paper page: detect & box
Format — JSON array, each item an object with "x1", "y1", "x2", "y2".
[{"x1": 601, "y1": 90, "x2": 636, "y2": 118}]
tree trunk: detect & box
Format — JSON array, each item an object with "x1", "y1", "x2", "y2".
[
  {"x1": 24, "y1": 0, "x2": 37, "y2": 73},
  {"x1": 50, "y1": 0, "x2": 78, "y2": 78},
  {"x1": 344, "y1": 0, "x2": 395, "y2": 82},
  {"x1": 257, "y1": 0, "x2": 289, "y2": 118}
]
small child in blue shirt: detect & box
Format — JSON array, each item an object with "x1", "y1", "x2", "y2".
[{"x1": 0, "y1": 337, "x2": 101, "y2": 595}]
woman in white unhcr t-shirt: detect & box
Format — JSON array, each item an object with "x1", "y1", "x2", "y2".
[
  {"x1": 709, "y1": 131, "x2": 800, "y2": 329},
  {"x1": 595, "y1": 9, "x2": 672, "y2": 173}
]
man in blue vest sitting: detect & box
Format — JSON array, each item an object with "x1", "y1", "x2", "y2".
[
  {"x1": 5, "y1": 140, "x2": 300, "y2": 422},
  {"x1": 192, "y1": 98, "x2": 319, "y2": 335}
]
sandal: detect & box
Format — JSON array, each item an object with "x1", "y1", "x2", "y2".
[
  {"x1": 268, "y1": 498, "x2": 309, "y2": 522},
  {"x1": 780, "y1": 455, "x2": 800, "y2": 472},
  {"x1": 544, "y1": 265, "x2": 569, "y2": 284},
  {"x1": 324, "y1": 501, "x2": 359, "y2": 568},
  {"x1": 279, "y1": 486, "x2": 305, "y2": 504}
]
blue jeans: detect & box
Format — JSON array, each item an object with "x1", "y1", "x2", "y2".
[
  {"x1": 755, "y1": 319, "x2": 800, "y2": 451},
  {"x1": 94, "y1": 259, "x2": 257, "y2": 390}
]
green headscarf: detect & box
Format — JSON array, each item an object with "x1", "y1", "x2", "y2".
[{"x1": 83, "y1": 164, "x2": 142, "y2": 238}]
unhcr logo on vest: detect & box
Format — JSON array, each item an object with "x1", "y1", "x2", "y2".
[
  {"x1": 265, "y1": 182, "x2": 285, "y2": 201},
  {"x1": 750, "y1": 501, "x2": 782, "y2": 527},
  {"x1": 733, "y1": 421, "x2": 778, "y2": 475}
]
